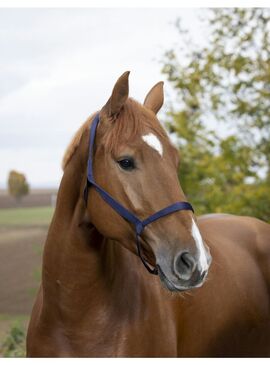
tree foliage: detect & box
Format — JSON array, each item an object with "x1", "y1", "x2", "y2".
[
  {"x1": 162, "y1": 8, "x2": 270, "y2": 221},
  {"x1": 8, "y1": 170, "x2": 29, "y2": 202}
]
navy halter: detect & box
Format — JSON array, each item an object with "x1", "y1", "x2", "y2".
[{"x1": 84, "y1": 113, "x2": 194, "y2": 275}]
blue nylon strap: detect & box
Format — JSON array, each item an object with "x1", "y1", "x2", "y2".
[
  {"x1": 84, "y1": 113, "x2": 194, "y2": 275},
  {"x1": 89, "y1": 180, "x2": 142, "y2": 227},
  {"x1": 141, "y1": 202, "x2": 194, "y2": 231},
  {"x1": 86, "y1": 113, "x2": 100, "y2": 182}
]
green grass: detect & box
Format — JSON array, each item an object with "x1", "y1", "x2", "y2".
[
  {"x1": 0, "y1": 207, "x2": 54, "y2": 227},
  {"x1": 0, "y1": 314, "x2": 29, "y2": 357},
  {"x1": 0, "y1": 315, "x2": 28, "y2": 357}
]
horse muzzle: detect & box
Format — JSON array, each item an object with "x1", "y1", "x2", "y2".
[{"x1": 156, "y1": 250, "x2": 212, "y2": 292}]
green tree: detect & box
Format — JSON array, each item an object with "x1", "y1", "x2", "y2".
[
  {"x1": 162, "y1": 8, "x2": 270, "y2": 221},
  {"x1": 8, "y1": 170, "x2": 29, "y2": 203}
]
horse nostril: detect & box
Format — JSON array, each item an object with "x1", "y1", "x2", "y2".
[{"x1": 174, "y1": 252, "x2": 196, "y2": 281}]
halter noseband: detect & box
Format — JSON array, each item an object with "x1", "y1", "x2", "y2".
[{"x1": 84, "y1": 113, "x2": 194, "y2": 275}]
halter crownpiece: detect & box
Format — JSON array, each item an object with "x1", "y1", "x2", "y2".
[{"x1": 84, "y1": 113, "x2": 194, "y2": 275}]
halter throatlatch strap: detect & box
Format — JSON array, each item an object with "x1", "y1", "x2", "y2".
[{"x1": 84, "y1": 113, "x2": 194, "y2": 275}]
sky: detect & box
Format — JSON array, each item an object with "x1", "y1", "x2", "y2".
[{"x1": 0, "y1": 8, "x2": 208, "y2": 188}]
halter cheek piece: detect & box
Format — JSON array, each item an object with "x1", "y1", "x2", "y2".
[{"x1": 84, "y1": 113, "x2": 194, "y2": 275}]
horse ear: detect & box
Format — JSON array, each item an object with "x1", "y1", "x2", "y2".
[
  {"x1": 102, "y1": 71, "x2": 130, "y2": 119},
  {"x1": 143, "y1": 81, "x2": 164, "y2": 114}
]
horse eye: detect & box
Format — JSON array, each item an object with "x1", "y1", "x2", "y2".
[{"x1": 117, "y1": 158, "x2": 135, "y2": 171}]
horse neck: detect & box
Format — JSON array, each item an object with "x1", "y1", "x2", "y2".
[{"x1": 41, "y1": 129, "x2": 152, "y2": 324}]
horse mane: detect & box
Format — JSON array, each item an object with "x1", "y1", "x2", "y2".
[
  {"x1": 62, "y1": 98, "x2": 167, "y2": 170},
  {"x1": 62, "y1": 113, "x2": 96, "y2": 170}
]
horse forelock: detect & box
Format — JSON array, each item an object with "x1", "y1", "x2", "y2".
[
  {"x1": 102, "y1": 98, "x2": 167, "y2": 155},
  {"x1": 62, "y1": 98, "x2": 167, "y2": 170}
]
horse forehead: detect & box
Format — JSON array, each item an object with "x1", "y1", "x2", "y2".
[{"x1": 142, "y1": 133, "x2": 163, "y2": 157}]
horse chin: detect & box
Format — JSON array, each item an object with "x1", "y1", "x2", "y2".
[{"x1": 157, "y1": 265, "x2": 203, "y2": 293}]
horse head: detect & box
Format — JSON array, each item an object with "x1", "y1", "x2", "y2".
[{"x1": 84, "y1": 71, "x2": 211, "y2": 292}]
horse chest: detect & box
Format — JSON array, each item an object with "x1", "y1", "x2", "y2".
[{"x1": 67, "y1": 300, "x2": 178, "y2": 357}]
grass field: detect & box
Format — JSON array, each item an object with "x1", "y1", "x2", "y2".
[{"x1": 0, "y1": 206, "x2": 54, "y2": 226}]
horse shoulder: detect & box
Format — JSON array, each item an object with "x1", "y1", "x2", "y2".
[
  {"x1": 197, "y1": 214, "x2": 270, "y2": 312},
  {"x1": 184, "y1": 214, "x2": 270, "y2": 356}
]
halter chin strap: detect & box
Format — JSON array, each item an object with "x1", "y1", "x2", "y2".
[{"x1": 84, "y1": 113, "x2": 194, "y2": 275}]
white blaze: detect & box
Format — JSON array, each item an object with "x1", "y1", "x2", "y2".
[
  {"x1": 191, "y1": 218, "x2": 209, "y2": 272},
  {"x1": 142, "y1": 133, "x2": 163, "y2": 157}
]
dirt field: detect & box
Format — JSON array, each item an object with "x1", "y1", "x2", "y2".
[
  {"x1": 0, "y1": 189, "x2": 57, "y2": 209},
  {"x1": 0, "y1": 193, "x2": 54, "y2": 355},
  {"x1": 0, "y1": 226, "x2": 47, "y2": 315},
  {"x1": 0, "y1": 225, "x2": 48, "y2": 355}
]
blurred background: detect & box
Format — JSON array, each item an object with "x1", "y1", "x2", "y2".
[{"x1": 0, "y1": 7, "x2": 269, "y2": 356}]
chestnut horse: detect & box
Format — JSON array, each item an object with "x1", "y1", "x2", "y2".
[{"x1": 27, "y1": 72, "x2": 270, "y2": 357}]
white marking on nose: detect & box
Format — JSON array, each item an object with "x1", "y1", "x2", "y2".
[
  {"x1": 142, "y1": 133, "x2": 163, "y2": 157},
  {"x1": 191, "y1": 218, "x2": 209, "y2": 272}
]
